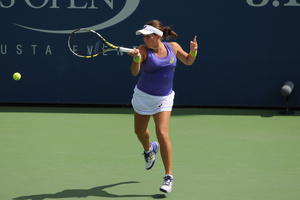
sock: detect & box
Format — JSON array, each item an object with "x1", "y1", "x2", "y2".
[
  {"x1": 165, "y1": 174, "x2": 174, "y2": 180},
  {"x1": 145, "y1": 144, "x2": 153, "y2": 153}
]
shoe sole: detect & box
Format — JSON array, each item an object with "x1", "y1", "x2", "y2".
[
  {"x1": 146, "y1": 160, "x2": 155, "y2": 170},
  {"x1": 160, "y1": 187, "x2": 171, "y2": 193}
]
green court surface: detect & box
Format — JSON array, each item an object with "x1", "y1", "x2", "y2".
[{"x1": 1, "y1": 106, "x2": 299, "y2": 200}]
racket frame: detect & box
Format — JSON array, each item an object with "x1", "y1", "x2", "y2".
[{"x1": 68, "y1": 28, "x2": 133, "y2": 58}]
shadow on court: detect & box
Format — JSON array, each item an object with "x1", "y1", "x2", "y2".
[{"x1": 13, "y1": 181, "x2": 166, "y2": 200}]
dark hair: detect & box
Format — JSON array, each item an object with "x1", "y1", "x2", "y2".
[{"x1": 146, "y1": 20, "x2": 178, "y2": 40}]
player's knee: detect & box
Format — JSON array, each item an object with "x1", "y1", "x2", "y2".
[
  {"x1": 156, "y1": 130, "x2": 169, "y2": 142},
  {"x1": 134, "y1": 128, "x2": 147, "y2": 136}
]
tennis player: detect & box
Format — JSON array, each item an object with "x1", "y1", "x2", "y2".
[{"x1": 128, "y1": 20, "x2": 197, "y2": 193}]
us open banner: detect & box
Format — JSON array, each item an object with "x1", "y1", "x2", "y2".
[{"x1": 0, "y1": 0, "x2": 299, "y2": 107}]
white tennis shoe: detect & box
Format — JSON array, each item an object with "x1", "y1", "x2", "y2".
[
  {"x1": 143, "y1": 142, "x2": 159, "y2": 170},
  {"x1": 160, "y1": 175, "x2": 173, "y2": 193}
]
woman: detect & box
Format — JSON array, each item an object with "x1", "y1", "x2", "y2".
[{"x1": 128, "y1": 20, "x2": 197, "y2": 193}]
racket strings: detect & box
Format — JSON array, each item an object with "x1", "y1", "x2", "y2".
[
  {"x1": 68, "y1": 28, "x2": 129, "y2": 58},
  {"x1": 68, "y1": 29, "x2": 105, "y2": 58}
]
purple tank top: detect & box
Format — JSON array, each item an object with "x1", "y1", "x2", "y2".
[{"x1": 137, "y1": 42, "x2": 177, "y2": 96}]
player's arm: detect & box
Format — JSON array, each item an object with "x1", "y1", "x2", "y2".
[
  {"x1": 129, "y1": 45, "x2": 147, "y2": 76},
  {"x1": 170, "y1": 36, "x2": 198, "y2": 66}
]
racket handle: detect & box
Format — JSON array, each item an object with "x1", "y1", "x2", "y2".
[{"x1": 119, "y1": 47, "x2": 134, "y2": 53}]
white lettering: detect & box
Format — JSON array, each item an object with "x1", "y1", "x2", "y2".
[
  {"x1": 117, "y1": 50, "x2": 124, "y2": 56},
  {"x1": 16, "y1": 44, "x2": 22, "y2": 55},
  {"x1": 6, "y1": 1, "x2": 139, "y2": 34},
  {"x1": 1, "y1": 44, "x2": 7, "y2": 54},
  {"x1": 0, "y1": 44, "x2": 134, "y2": 56},
  {"x1": 1, "y1": 44, "x2": 53, "y2": 55},
  {"x1": 68, "y1": 0, "x2": 87, "y2": 9},
  {"x1": 31, "y1": 45, "x2": 37, "y2": 55},
  {"x1": 102, "y1": 45, "x2": 108, "y2": 56},
  {"x1": 104, "y1": 0, "x2": 113, "y2": 9},
  {"x1": 50, "y1": 0, "x2": 59, "y2": 8},
  {"x1": 246, "y1": 0, "x2": 269, "y2": 7},
  {"x1": 45, "y1": 45, "x2": 52, "y2": 55},
  {"x1": 284, "y1": 0, "x2": 300, "y2": 6},
  {"x1": 0, "y1": 0, "x2": 15, "y2": 8},
  {"x1": 87, "y1": 46, "x2": 93, "y2": 55},
  {"x1": 247, "y1": 0, "x2": 300, "y2": 7},
  {"x1": 1, "y1": 0, "x2": 115, "y2": 9},
  {"x1": 25, "y1": 0, "x2": 49, "y2": 9},
  {"x1": 49, "y1": 0, "x2": 104, "y2": 9},
  {"x1": 89, "y1": 0, "x2": 97, "y2": 9},
  {"x1": 72, "y1": 45, "x2": 78, "y2": 53}
]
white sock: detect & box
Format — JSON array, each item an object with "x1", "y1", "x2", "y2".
[
  {"x1": 145, "y1": 144, "x2": 153, "y2": 153},
  {"x1": 165, "y1": 174, "x2": 173, "y2": 179}
]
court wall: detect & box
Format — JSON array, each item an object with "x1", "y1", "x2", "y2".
[{"x1": 1, "y1": 0, "x2": 299, "y2": 107}]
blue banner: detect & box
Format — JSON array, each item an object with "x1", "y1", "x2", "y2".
[{"x1": 1, "y1": 0, "x2": 299, "y2": 107}]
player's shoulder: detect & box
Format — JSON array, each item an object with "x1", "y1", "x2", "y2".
[
  {"x1": 138, "y1": 44, "x2": 147, "y2": 53},
  {"x1": 138, "y1": 44, "x2": 147, "y2": 51},
  {"x1": 168, "y1": 42, "x2": 181, "y2": 49},
  {"x1": 168, "y1": 42, "x2": 182, "y2": 54},
  {"x1": 138, "y1": 44, "x2": 148, "y2": 61}
]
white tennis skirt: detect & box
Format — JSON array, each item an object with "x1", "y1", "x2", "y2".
[{"x1": 131, "y1": 86, "x2": 175, "y2": 115}]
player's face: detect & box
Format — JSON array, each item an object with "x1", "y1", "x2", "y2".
[{"x1": 143, "y1": 34, "x2": 159, "y2": 49}]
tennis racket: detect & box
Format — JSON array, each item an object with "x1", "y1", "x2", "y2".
[{"x1": 68, "y1": 28, "x2": 134, "y2": 58}]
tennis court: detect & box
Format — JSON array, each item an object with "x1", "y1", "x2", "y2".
[{"x1": 1, "y1": 106, "x2": 299, "y2": 200}]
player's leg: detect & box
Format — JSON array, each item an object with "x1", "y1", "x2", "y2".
[
  {"x1": 134, "y1": 112, "x2": 159, "y2": 170},
  {"x1": 134, "y1": 112, "x2": 151, "y2": 151},
  {"x1": 153, "y1": 111, "x2": 173, "y2": 193},
  {"x1": 153, "y1": 111, "x2": 172, "y2": 175}
]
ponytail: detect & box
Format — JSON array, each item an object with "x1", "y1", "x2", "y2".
[
  {"x1": 146, "y1": 20, "x2": 178, "y2": 40},
  {"x1": 163, "y1": 26, "x2": 178, "y2": 40}
]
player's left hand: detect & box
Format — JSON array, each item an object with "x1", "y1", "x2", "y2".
[
  {"x1": 128, "y1": 48, "x2": 141, "y2": 58},
  {"x1": 190, "y1": 36, "x2": 198, "y2": 52}
]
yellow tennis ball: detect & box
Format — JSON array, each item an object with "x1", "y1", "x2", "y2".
[{"x1": 13, "y1": 72, "x2": 21, "y2": 81}]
